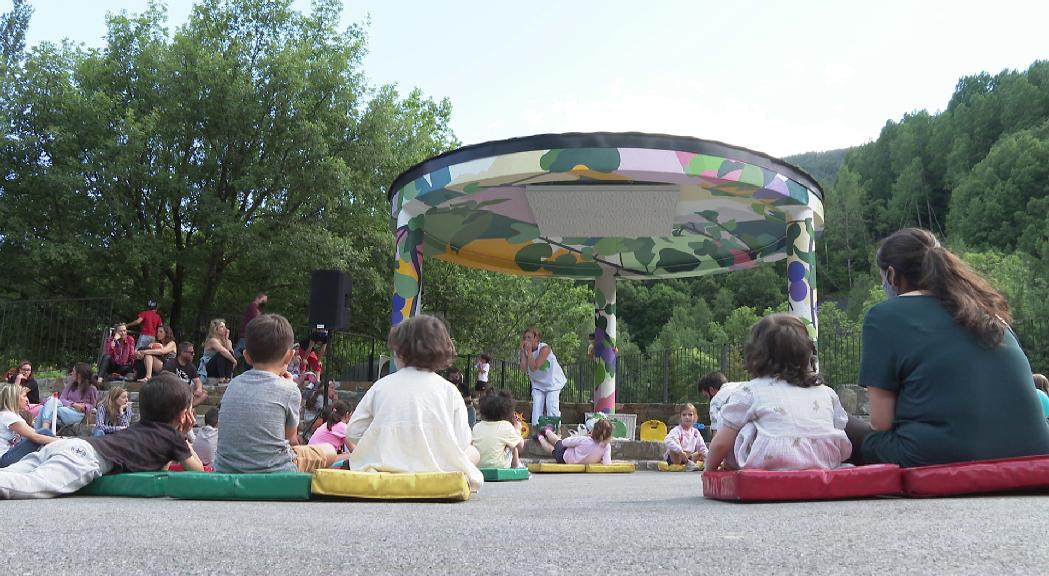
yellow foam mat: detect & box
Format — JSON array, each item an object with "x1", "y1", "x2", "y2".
[
  {"x1": 310, "y1": 469, "x2": 470, "y2": 501},
  {"x1": 657, "y1": 461, "x2": 703, "y2": 472},
  {"x1": 586, "y1": 462, "x2": 636, "y2": 473},
  {"x1": 527, "y1": 463, "x2": 587, "y2": 473}
]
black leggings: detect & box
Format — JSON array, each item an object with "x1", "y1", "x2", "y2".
[{"x1": 206, "y1": 354, "x2": 234, "y2": 379}]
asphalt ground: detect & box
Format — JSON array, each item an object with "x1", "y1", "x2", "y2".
[{"x1": 5, "y1": 471, "x2": 1049, "y2": 575}]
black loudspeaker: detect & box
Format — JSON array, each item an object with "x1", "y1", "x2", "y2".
[{"x1": 308, "y1": 270, "x2": 351, "y2": 331}]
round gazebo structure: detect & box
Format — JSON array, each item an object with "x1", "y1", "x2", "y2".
[{"x1": 389, "y1": 132, "x2": 824, "y2": 413}]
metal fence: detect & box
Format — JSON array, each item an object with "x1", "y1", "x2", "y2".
[{"x1": 0, "y1": 298, "x2": 116, "y2": 371}]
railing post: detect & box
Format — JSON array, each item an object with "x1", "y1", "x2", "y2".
[
  {"x1": 578, "y1": 362, "x2": 584, "y2": 403},
  {"x1": 662, "y1": 350, "x2": 670, "y2": 403},
  {"x1": 368, "y1": 338, "x2": 376, "y2": 382},
  {"x1": 499, "y1": 359, "x2": 505, "y2": 389},
  {"x1": 720, "y1": 344, "x2": 729, "y2": 374}
]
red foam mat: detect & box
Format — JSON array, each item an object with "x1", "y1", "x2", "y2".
[
  {"x1": 702, "y1": 464, "x2": 902, "y2": 502},
  {"x1": 901, "y1": 455, "x2": 1049, "y2": 497}
]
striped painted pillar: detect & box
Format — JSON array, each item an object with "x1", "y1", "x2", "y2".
[
  {"x1": 391, "y1": 211, "x2": 424, "y2": 327},
  {"x1": 785, "y1": 208, "x2": 819, "y2": 348},
  {"x1": 593, "y1": 266, "x2": 617, "y2": 414}
]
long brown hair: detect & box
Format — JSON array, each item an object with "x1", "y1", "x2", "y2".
[
  {"x1": 877, "y1": 228, "x2": 1011, "y2": 347},
  {"x1": 71, "y1": 362, "x2": 94, "y2": 393},
  {"x1": 101, "y1": 385, "x2": 127, "y2": 426}
]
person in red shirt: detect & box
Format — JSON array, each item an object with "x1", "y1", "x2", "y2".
[
  {"x1": 234, "y1": 293, "x2": 267, "y2": 366},
  {"x1": 98, "y1": 323, "x2": 137, "y2": 382},
  {"x1": 126, "y1": 299, "x2": 163, "y2": 350}
]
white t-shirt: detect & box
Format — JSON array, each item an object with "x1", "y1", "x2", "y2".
[
  {"x1": 720, "y1": 376, "x2": 852, "y2": 470},
  {"x1": 472, "y1": 420, "x2": 522, "y2": 468},
  {"x1": 708, "y1": 381, "x2": 743, "y2": 431},
  {"x1": 1, "y1": 410, "x2": 24, "y2": 458},
  {"x1": 346, "y1": 367, "x2": 483, "y2": 489},
  {"x1": 476, "y1": 362, "x2": 490, "y2": 383}
]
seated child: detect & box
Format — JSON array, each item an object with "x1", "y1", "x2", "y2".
[
  {"x1": 698, "y1": 371, "x2": 741, "y2": 435},
  {"x1": 663, "y1": 403, "x2": 707, "y2": 470},
  {"x1": 1, "y1": 383, "x2": 59, "y2": 468},
  {"x1": 0, "y1": 373, "x2": 203, "y2": 499},
  {"x1": 193, "y1": 407, "x2": 219, "y2": 468},
  {"x1": 215, "y1": 314, "x2": 338, "y2": 474},
  {"x1": 346, "y1": 315, "x2": 483, "y2": 489},
  {"x1": 472, "y1": 390, "x2": 525, "y2": 469},
  {"x1": 308, "y1": 401, "x2": 355, "y2": 464},
  {"x1": 536, "y1": 418, "x2": 613, "y2": 465},
  {"x1": 92, "y1": 385, "x2": 132, "y2": 437},
  {"x1": 705, "y1": 314, "x2": 852, "y2": 472}
]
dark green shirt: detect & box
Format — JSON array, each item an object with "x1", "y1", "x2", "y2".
[{"x1": 859, "y1": 295, "x2": 1049, "y2": 467}]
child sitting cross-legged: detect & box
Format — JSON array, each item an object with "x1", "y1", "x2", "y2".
[
  {"x1": 704, "y1": 313, "x2": 852, "y2": 472},
  {"x1": 0, "y1": 373, "x2": 203, "y2": 499},
  {"x1": 214, "y1": 314, "x2": 338, "y2": 474},
  {"x1": 472, "y1": 390, "x2": 525, "y2": 469},
  {"x1": 193, "y1": 407, "x2": 219, "y2": 468},
  {"x1": 346, "y1": 315, "x2": 483, "y2": 489},
  {"x1": 535, "y1": 418, "x2": 613, "y2": 465},
  {"x1": 664, "y1": 403, "x2": 708, "y2": 470}
]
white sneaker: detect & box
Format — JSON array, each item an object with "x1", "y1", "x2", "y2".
[{"x1": 685, "y1": 461, "x2": 698, "y2": 472}]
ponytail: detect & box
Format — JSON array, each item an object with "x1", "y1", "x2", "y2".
[
  {"x1": 879, "y1": 228, "x2": 1011, "y2": 347},
  {"x1": 324, "y1": 401, "x2": 350, "y2": 431}
]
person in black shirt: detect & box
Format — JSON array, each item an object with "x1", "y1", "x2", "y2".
[
  {"x1": 0, "y1": 372, "x2": 203, "y2": 499},
  {"x1": 7, "y1": 361, "x2": 40, "y2": 405}
]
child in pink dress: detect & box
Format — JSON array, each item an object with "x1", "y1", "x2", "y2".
[
  {"x1": 536, "y1": 419, "x2": 613, "y2": 465},
  {"x1": 663, "y1": 403, "x2": 707, "y2": 470}
]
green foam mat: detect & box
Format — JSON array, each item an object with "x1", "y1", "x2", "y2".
[
  {"x1": 165, "y1": 472, "x2": 313, "y2": 501},
  {"x1": 77, "y1": 472, "x2": 170, "y2": 498},
  {"x1": 480, "y1": 467, "x2": 530, "y2": 482}
]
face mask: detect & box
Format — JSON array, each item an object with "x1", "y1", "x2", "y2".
[{"x1": 882, "y1": 274, "x2": 898, "y2": 299}]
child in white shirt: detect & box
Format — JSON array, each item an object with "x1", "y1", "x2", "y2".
[
  {"x1": 705, "y1": 314, "x2": 852, "y2": 472},
  {"x1": 663, "y1": 403, "x2": 708, "y2": 470},
  {"x1": 346, "y1": 315, "x2": 483, "y2": 489}
]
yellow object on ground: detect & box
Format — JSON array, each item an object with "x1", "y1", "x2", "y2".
[
  {"x1": 639, "y1": 420, "x2": 668, "y2": 442},
  {"x1": 310, "y1": 469, "x2": 470, "y2": 501},
  {"x1": 585, "y1": 462, "x2": 636, "y2": 473},
  {"x1": 657, "y1": 461, "x2": 703, "y2": 472},
  {"x1": 527, "y1": 462, "x2": 587, "y2": 473}
]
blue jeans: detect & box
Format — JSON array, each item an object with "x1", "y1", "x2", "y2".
[
  {"x1": 35, "y1": 402, "x2": 86, "y2": 429},
  {"x1": 91, "y1": 429, "x2": 106, "y2": 437},
  {"x1": 0, "y1": 428, "x2": 54, "y2": 467}
]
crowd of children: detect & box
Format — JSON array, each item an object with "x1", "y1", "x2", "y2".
[{"x1": 15, "y1": 300, "x2": 1040, "y2": 499}]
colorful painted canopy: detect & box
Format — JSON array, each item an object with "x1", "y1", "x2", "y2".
[{"x1": 390, "y1": 133, "x2": 823, "y2": 280}]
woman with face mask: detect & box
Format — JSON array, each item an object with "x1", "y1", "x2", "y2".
[{"x1": 848, "y1": 228, "x2": 1049, "y2": 467}]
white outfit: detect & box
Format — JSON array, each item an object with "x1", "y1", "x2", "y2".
[
  {"x1": 526, "y1": 342, "x2": 566, "y2": 425},
  {"x1": 663, "y1": 424, "x2": 709, "y2": 460},
  {"x1": 476, "y1": 362, "x2": 490, "y2": 384},
  {"x1": 1, "y1": 410, "x2": 23, "y2": 459},
  {"x1": 193, "y1": 425, "x2": 219, "y2": 467},
  {"x1": 0, "y1": 438, "x2": 111, "y2": 499},
  {"x1": 708, "y1": 381, "x2": 743, "y2": 432},
  {"x1": 346, "y1": 367, "x2": 483, "y2": 489},
  {"x1": 719, "y1": 376, "x2": 852, "y2": 470}
]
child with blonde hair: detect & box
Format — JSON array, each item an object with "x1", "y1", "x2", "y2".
[
  {"x1": 664, "y1": 403, "x2": 707, "y2": 470},
  {"x1": 346, "y1": 315, "x2": 482, "y2": 488},
  {"x1": 1, "y1": 383, "x2": 60, "y2": 467},
  {"x1": 536, "y1": 418, "x2": 613, "y2": 465},
  {"x1": 705, "y1": 313, "x2": 851, "y2": 471},
  {"x1": 92, "y1": 385, "x2": 131, "y2": 436}
]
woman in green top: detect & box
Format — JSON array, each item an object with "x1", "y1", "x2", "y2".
[{"x1": 853, "y1": 228, "x2": 1049, "y2": 467}]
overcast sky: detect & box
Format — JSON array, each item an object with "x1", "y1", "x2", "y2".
[{"x1": 13, "y1": 0, "x2": 1049, "y2": 157}]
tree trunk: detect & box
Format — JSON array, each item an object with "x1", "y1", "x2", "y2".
[{"x1": 194, "y1": 248, "x2": 227, "y2": 341}]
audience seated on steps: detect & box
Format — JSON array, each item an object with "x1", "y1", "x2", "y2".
[
  {"x1": 0, "y1": 383, "x2": 60, "y2": 468},
  {"x1": 98, "y1": 323, "x2": 137, "y2": 382},
  {"x1": 92, "y1": 385, "x2": 131, "y2": 437},
  {"x1": 199, "y1": 319, "x2": 236, "y2": 383}
]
